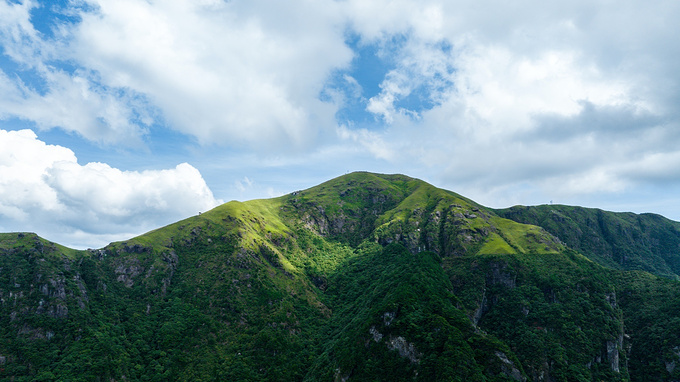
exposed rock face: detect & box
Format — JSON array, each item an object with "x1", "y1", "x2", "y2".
[
  {"x1": 605, "y1": 291, "x2": 625, "y2": 374},
  {"x1": 75, "y1": 275, "x2": 88, "y2": 309},
  {"x1": 48, "y1": 304, "x2": 68, "y2": 319},
  {"x1": 49, "y1": 277, "x2": 67, "y2": 299},
  {"x1": 375, "y1": 204, "x2": 494, "y2": 257},
  {"x1": 160, "y1": 250, "x2": 179, "y2": 295},
  {"x1": 470, "y1": 262, "x2": 517, "y2": 326},
  {"x1": 368, "y1": 314, "x2": 421, "y2": 364},
  {"x1": 121, "y1": 244, "x2": 150, "y2": 254},
  {"x1": 605, "y1": 291, "x2": 617, "y2": 309},
  {"x1": 294, "y1": 183, "x2": 402, "y2": 246},
  {"x1": 386, "y1": 335, "x2": 421, "y2": 364},
  {"x1": 334, "y1": 368, "x2": 351, "y2": 382},
  {"x1": 607, "y1": 337, "x2": 621, "y2": 373},
  {"x1": 472, "y1": 289, "x2": 487, "y2": 326},
  {"x1": 115, "y1": 260, "x2": 144, "y2": 288},
  {"x1": 665, "y1": 346, "x2": 680, "y2": 374},
  {"x1": 369, "y1": 326, "x2": 383, "y2": 342},
  {"x1": 38, "y1": 276, "x2": 67, "y2": 300},
  {"x1": 486, "y1": 262, "x2": 516, "y2": 289},
  {"x1": 383, "y1": 311, "x2": 396, "y2": 326},
  {"x1": 303, "y1": 209, "x2": 330, "y2": 235},
  {"x1": 495, "y1": 351, "x2": 527, "y2": 382}
]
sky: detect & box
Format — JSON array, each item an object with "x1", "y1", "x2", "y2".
[{"x1": 1, "y1": 0, "x2": 679, "y2": 249}]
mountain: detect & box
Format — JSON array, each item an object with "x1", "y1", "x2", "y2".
[
  {"x1": 495, "y1": 204, "x2": 680, "y2": 279},
  {"x1": 1, "y1": 172, "x2": 680, "y2": 381}
]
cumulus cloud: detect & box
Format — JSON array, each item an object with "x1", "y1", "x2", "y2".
[
  {"x1": 0, "y1": 129, "x2": 72, "y2": 220},
  {"x1": 335, "y1": 0, "x2": 680, "y2": 210},
  {"x1": 365, "y1": 39, "x2": 454, "y2": 123},
  {"x1": 0, "y1": 0, "x2": 152, "y2": 145},
  {"x1": 3, "y1": 0, "x2": 675, "y2": 153},
  {"x1": 0, "y1": 0, "x2": 354, "y2": 149},
  {"x1": 2, "y1": 0, "x2": 680, "y2": 226},
  {"x1": 66, "y1": 0, "x2": 353, "y2": 149},
  {"x1": 0, "y1": 129, "x2": 221, "y2": 248}
]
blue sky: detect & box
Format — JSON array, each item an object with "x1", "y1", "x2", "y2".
[{"x1": 1, "y1": 0, "x2": 680, "y2": 248}]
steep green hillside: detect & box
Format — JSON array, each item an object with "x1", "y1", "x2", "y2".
[
  {"x1": 286, "y1": 172, "x2": 563, "y2": 257},
  {"x1": 1, "y1": 172, "x2": 680, "y2": 381},
  {"x1": 495, "y1": 205, "x2": 680, "y2": 278}
]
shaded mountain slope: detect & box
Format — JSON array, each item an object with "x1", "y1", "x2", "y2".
[
  {"x1": 1, "y1": 172, "x2": 680, "y2": 381},
  {"x1": 495, "y1": 205, "x2": 680, "y2": 278}
]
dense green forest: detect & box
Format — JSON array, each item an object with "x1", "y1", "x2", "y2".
[{"x1": 2, "y1": 172, "x2": 680, "y2": 381}]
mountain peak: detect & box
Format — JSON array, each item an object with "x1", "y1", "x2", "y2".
[{"x1": 3, "y1": 174, "x2": 680, "y2": 380}]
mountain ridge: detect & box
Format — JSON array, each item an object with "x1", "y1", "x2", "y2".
[
  {"x1": 1, "y1": 171, "x2": 680, "y2": 381},
  {"x1": 495, "y1": 204, "x2": 680, "y2": 278}
]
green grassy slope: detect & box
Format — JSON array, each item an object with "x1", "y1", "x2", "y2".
[
  {"x1": 287, "y1": 172, "x2": 563, "y2": 258},
  {"x1": 495, "y1": 205, "x2": 680, "y2": 278},
  {"x1": 1, "y1": 172, "x2": 680, "y2": 381}
]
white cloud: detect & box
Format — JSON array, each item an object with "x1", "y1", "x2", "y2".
[
  {"x1": 450, "y1": 47, "x2": 630, "y2": 132},
  {"x1": 0, "y1": 68, "x2": 149, "y2": 145},
  {"x1": 235, "y1": 176, "x2": 253, "y2": 193},
  {"x1": 0, "y1": 0, "x2": 151, "y2": 145},
  {"x1": 345, "y1": 0, "x2": 445, "y2": 42},
  {"x1": 1, "y1": 0, "x2": 680, "y2": 227},
  {"x1": 0, "y1": 0, "x2": 44, "y2": 65},
  {"x1": 66, "y1": 0, "x2": 353, "y2": 149},
  {"x1": 0, "y1": 0, "x2": 354, "y2": 149},
  {"x1": 337, "y1": 0, "x2": 680, "y2": 206},
  {"x1": 337, "y1": 125, "x2": 395, "y2": 161},
  {"x1": 0, "y1": 128, "x2": 71, "y2": 220},
  {"x1": 0, "y1": 129, "x2": 221, "y2": 248},
  {"x1": 46, "y1": 161, "x2": 218, "y2": 220}
]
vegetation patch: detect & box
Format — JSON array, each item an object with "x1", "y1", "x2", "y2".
[{"x1": 1, "y1": 172, "x2": 680, "y2": 381}]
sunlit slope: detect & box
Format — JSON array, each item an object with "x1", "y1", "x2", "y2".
[
  {"x1": 0, "y1": 232, "x2": 83, "y2": 259},
  {"x1": 4, "y1": 172, "x2": 680, "y2": 380},
  {"x1": 280, "y1": 171, "x2": 564, "y2": 257},
  {"x1": 114, "y1": 171, "x2": 565, "y2": 277}
]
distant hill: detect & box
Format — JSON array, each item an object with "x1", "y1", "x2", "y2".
[
  {"x1": 1, "y1": 172, "x2": 680, "y2": 381},
  {"x1": 495, "y1": 205, "x2": 680, "y2": 279}
]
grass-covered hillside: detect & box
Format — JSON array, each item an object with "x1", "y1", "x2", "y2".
[
  {"x1": 495, "y1": 205, "x2": 680, "y2": 279},
  {"x1": 1, "y1": 172, "x2": 680, "y2": 381}
]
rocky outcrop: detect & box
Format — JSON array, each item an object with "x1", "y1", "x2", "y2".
[
  {"x1": 386, "y1": 335, "x2": 421, "y2": 364},
  {"x1": 470, "y1": 262, "x2": 517, "y2": 326},
  {"x1": 486, "y1": 261, "x2": 517, "y2": 289},
  {"x1": 367, "y1": 325, "x2": 422, "y2": 364},
  {"x1": 48, "y1": 304, "x2": 68, "y2": 319},
  {"x1": 495, "y1": 351, "x2": 526, "y2": 382},
  {"x1": 115, "y1": 259, "x2": 144, "y2": 287},
  {"x1": 665, "y1": 346, "x2": 680, "y2": 374},
  {"x1": 368, "y1": 310, "x2": 422, "y2": 364},
  {"x1": 374, "y1": 203, "x2": 493, "y2": 257},
  {"x1": 607, "y1": 334, "x2": 623, "y2": 373},
  {"x1": 160, "y1": 250, "x2": 178, "y2": 296},
  {"x1": 40, "y1": 277, "x2": 67, "y2": 300}
]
